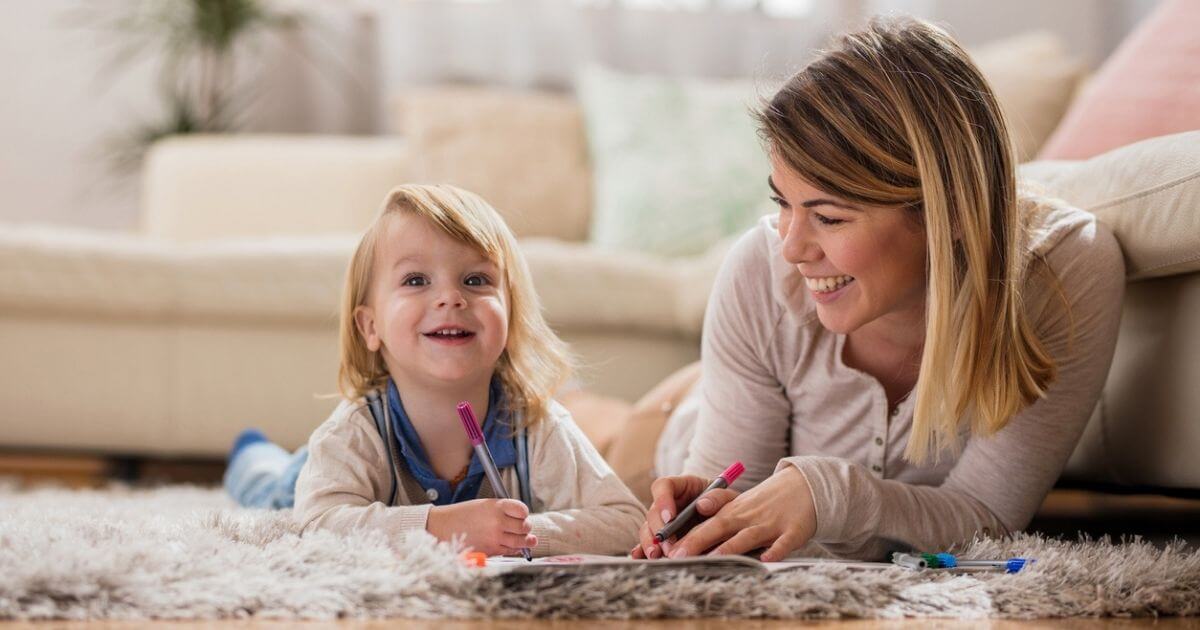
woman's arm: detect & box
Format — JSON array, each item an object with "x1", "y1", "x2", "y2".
[
  {"x1": 680, "y1": 226, "x2": 795, "y2": 487},
  {"x1": 524, "y1": 403, "x2": 647, "y2": 557},
  {"x1": 636, "y1": 226, "x2": 795, "y2": 557},
  {"x1": 673, "y1": 217, "x2": 1126, "y2": 560}
]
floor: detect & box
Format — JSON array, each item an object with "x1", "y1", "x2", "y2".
[
  {"x1": 3, "y1": 618, "x2": 1199, "y2": 629},
  {"x1": 3, "y1": 452, "x2": 1198, "y2": 628}
]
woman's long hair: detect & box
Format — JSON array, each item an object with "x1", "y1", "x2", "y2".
[{"x1": 756, "y1": 16, "x2": 1058, "y2": 462}]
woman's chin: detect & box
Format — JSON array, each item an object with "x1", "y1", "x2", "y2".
[{"x1": 814, "y1": 307, "x2": 860, "y2": 335}]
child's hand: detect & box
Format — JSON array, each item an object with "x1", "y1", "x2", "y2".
[{"x1": 426, "y1": 498, "x2": 537, "y2": 557}]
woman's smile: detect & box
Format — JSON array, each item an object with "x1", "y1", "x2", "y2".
[{"x1": 804, "y1": 274, "x2": 856, "y2": 303}]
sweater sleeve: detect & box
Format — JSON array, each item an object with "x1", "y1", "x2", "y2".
[
  {"x1": 293, "y1": 405, "x2": 432, "y2": 541},
  {"x1": 525, "y1": 404, "x2": 646, "y2": 557},
  {"x1": 681, "y1": 225, "x2": 794, "y2": 488},
  {"x1": 779, "y1": 219, "x2": 1126, "y2": 559}
]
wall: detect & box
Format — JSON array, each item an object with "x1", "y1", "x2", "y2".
[{"x1": 0, "y1": 0, "x2": 1162, "y2": 232}]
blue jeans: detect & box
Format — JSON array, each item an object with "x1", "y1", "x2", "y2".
[{"x1": 223, "y1": 441, "x2": 309, "y2": 509}]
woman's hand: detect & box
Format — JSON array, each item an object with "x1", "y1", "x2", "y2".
[
  {"x1": 664, "y1": 465, "x2": 817, "y2": 562},
  {"x1": 426, "y1": 498, "x2": 537, "y2": 557},
  {"x1": 630, "y1": 474, "x2": 739, "y2": 559}
]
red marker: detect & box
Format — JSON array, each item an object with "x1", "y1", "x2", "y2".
[{"x1": 654, "y1": 461, "x2": 745, "y2": 543}]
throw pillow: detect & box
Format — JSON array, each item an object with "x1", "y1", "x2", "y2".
[
  {"x1": 1038, "y1": 0, "x2": 1200, "y2": 160},
  {"x1": 970, "y1": 32, "x2": 1085, "y2": 163},
  {"x1": 577, "y1": 65, "x2": 774, "y2": 257}
]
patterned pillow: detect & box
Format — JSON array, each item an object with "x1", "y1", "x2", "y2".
[{"x1": 577, "y1": 65, "x2": 774, "y2": 257}]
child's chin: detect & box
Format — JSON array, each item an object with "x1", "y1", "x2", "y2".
[{"x1": 421, "y1": 364, "x2": 486, "y2": 385}]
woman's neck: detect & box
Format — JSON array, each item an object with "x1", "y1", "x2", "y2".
[
  {"x1": 391, "y1": 373, "x2": 493, "y2": 483},
  {"x1": 844, "y1": 302, "x2": 926, "y2": 407}
]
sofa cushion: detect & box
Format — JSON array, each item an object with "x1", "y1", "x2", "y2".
[
  {"x1": 0, "y1": 226, "x2": 353, "y2": 323},
  {"x1": 1020, "y1": 131, "x2": 1200, "y2": 280},
  {"x1": 390, "y1": 87, "x2": 593, "y2": 243},
  {"x1": 1038, "y1": 0, "x2": 1200, "y2": 160},
  {"x1": 0, "y1": 226, "x2": 724, "y2": 337},
  {"x1": 142, "y1": 135, "x2": 412, "y2": 243},
  {"x1": 522, "y1": 236, "x2": 729, "y2": 336},
  {"x1": 577, "y1": 65, "x2": 774, "y2": 258}
]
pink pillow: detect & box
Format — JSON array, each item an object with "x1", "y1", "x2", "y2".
[{"x1": 1038, "y1": 0, "x2": 1200, "y2": 160}]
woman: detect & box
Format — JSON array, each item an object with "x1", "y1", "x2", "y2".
[{"x1": 632, "y1": 16, "x2": 1125, "y2": 561}]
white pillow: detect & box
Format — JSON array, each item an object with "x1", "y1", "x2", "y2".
[{"x1": 577, "y1": 65, "x2": 774, "y2": 258}]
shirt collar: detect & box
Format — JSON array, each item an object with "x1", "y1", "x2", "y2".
[{"x1": 385, "y1": 376, "x2": 517, "y2": 499}]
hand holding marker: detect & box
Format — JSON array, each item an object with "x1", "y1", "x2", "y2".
[
  {"x1": 654, "y1": 461, "x2": 745, "y2": 544},
  {"x1": 457, "y1": 401, "x2": 533, "y2": 562}
]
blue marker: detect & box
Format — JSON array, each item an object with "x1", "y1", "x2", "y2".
[{"x1": 892, "y1": 552, "x2": 1033, "y2": 573}]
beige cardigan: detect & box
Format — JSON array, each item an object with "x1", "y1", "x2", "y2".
[
  {"x1": 293, "y1": 397, "x2": 645, "y2": 557},
  {"x1": 659, "y1": 193, "x2": 1126, "y2": 560}
]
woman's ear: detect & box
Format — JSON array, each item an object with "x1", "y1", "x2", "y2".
[{"x1": 354, "y1": 305, "x2": 381, "y2": 352}]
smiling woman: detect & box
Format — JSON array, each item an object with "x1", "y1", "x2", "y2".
[{"x1": 632, "y1": 15, "x2": 1126, "y2": 562}]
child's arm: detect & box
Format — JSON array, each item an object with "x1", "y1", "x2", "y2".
[
  {"x1": 524, "y1": 402, "x2": 647, "y2": 557},
  {"x1": 293, "y1": 405, "x2": 432, "y2": 540},
  {"x1": 294, "y1": 403, "x2": 539, "y2": 556}
]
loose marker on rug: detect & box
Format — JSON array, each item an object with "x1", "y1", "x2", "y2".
[
  {"x1": 654, "y1": 461, "x2": 745, "y2": 543},
  {"x1": 458, "y1": 401, "x2": 533, "y2": 562},
  {"x1": 892, "y1": 552, "x2": 1033, "y2": 573}
]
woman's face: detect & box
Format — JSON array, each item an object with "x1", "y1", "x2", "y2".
[{"x1": 769, "y1": 154, "x2": 928, "y2": 335}]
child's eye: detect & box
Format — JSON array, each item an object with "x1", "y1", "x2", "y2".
[
  {"x1": 402, "y1": 274, "x2": 428, "y2": 287},
  {"x1": 464, "y1": 274, "x2": 491, "y2": 287},
  {"x1": 814, "y1": 213, "x2": 844, "y2": 226}
]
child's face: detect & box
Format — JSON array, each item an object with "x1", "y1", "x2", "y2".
[{"x1": 356, "y1": 213, "x2": 509, "y2": 391}]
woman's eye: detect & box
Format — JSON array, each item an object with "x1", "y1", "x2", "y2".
[
  {"x1": 464, "y1": 274, "x2": 490, "y2": 287},
  {"x1": 402, "y1": 274, "x2": 428, "y2": 287},
  {"x1": 770, "y1": 195, "x2": 790, "y2": 209},
  {"x1": 814, "y1": 213, "x2": 844, "y2": 226}
]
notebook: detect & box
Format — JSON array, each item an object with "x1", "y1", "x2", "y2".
[{"x1": 483, "y1": 554, "x2": 893, "y2": 579}]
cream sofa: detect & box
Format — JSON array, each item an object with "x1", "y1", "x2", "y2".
[{"x1": 0, "y1": 128, "x2": 722, "y2": 456}]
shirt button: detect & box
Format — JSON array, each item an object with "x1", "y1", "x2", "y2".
[
  {"x1": 426, "y1": 488, "x2": 439, "y2": 502},
  {"x1": 871, "y1": 464, "x2": 882, "y2": 473},
  {"x1": 890, "y1": 406, "x2": 899, "y2": 417},
  {"x1": 875, "y1": 437, "x2": 884, "y2": 446}
]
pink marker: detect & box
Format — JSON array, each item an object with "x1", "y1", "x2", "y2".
[
  {"x1": 457, "y1": 401, "x2": 532, "y2": 561},
  {"x1": 654, "y1": 461, "x2": 745, "y2": 543}
]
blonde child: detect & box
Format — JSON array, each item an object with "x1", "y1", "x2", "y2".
[{"x1": 224, "y1": 184, "x2": 644, "y2": 557}]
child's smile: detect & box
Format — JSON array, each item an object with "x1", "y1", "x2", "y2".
[{"x1": 423, "y1": 324, "x2": 476, "y2": 345}]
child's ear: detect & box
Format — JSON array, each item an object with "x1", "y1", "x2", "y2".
[{"x1": 354, "y1": 305, "x2": 382, "y2": 352}]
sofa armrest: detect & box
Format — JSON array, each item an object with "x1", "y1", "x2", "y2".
[{"x1": 141, "y1": 134, "x2": 413, "y2": 242}]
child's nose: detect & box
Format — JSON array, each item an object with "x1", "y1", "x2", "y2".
[{"x1": 435, "y1": 289, "x2": 467, "y2": 309}]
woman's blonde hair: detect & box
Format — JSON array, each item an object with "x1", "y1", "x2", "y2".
[
  {"x1": 337, "y1": 184, "x2": 573, "y2": 429},
  {"x1": 756, "y1": 16, "x2": 1058, "y2": 462}
]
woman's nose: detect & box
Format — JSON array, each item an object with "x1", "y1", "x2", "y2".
[{"x1": 780, "y1": 216, "x2": 821, "y2": 265}]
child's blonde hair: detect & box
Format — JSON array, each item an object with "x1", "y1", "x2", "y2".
[{"x1": 337, "y1": 184, "x2": 574, "y2": 429}]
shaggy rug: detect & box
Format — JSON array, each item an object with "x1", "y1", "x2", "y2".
[{"x1": 1, "y1": 482, "x2": 1198, "y2": 621}]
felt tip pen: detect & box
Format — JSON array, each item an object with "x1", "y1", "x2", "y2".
[
  {"x1": 892, "y1": 552, "x2": 1033, "y2": 573},
  {"x1": 654, "y1": 461, "x2": 745, "y2": 543},
  {"x1": 457, "y1": 401, "x2": 533, "y2": 562}
]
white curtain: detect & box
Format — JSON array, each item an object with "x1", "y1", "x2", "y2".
[{"x1": 372, "y1": 0, "x2": 864, "y2": 90}]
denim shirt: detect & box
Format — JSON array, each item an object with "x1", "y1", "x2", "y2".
[{"x1": 386, "y1": 377, "x2": 517, "y2": 506}]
